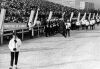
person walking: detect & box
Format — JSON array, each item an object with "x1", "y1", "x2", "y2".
[{"x1": 8, "y1": 32, "x2": 22, "y2": 69}]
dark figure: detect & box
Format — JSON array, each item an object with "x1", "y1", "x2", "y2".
[
  {"x1": 59, "y1": 20, "x2": 66, "y2": 37},
  {"x1": 44, "y1": 24, "x2": 50, "y2": 37},
  {"x1": 50, "y1": 25, "x2": 53, "y2": 35},
  {"x1": 28, "y1": 22, "x2": 33, "y2": 38}
]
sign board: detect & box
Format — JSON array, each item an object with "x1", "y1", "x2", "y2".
[{"x1": 3, "y1": 23, "x2": 27, "y2": 30}]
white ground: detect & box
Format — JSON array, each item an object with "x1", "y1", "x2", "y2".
[{"x1": 1, "y1": 26, "x2": 100, "y2": 69}]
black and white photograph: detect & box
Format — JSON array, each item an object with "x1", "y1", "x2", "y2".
[{"x1": 0, "y1": 0, "x2": 100, "y2": 69}]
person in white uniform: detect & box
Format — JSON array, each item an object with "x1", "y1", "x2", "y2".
[
  {"x1": 76, "y1": 21, "x2": 81, "y2": 30},
  {"x1": 8, "y1": 32, "x2": 22, "y2": 69},
  {"x1": 85, "y1": 20, "x2": 90, "y2": 30},
  {"x1": 64, "y1": 20, "x2": 71, "y2": 37},
  {"x1": 90, "y1": 19, "x2": 95, "y2": 30}
]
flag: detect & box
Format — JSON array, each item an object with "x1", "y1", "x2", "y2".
[
  {"x1": 62, "y1": 12, "x2": 65, "y2": 20},
  {"x1": 96, "y1": 13, "x2": 98, "y2": 19},
  {"x1": 0, "y1": 8, "x2": 6, "y2": 35},
  {"x1": 33, "y1": 8, "x2": 39, "y2": 27},
  {"x1": 81, "y1": 12, "x2": 86, "y2": 21},
  {"x1": 47, "y1": 11, "x2": 53, "y2": 21},
  {"x1": 28, "y1": 10, "x2": 35, "y2": 27},
  {"x1": 88, "y1": 13, "x2": 91, "y2": 21},
  {"x1": 77, "y1": 12, "x2": 80, "y2": 22},
  {"x1": 70, "y1": 12, "x2": 74, "y2": 22},
  {"x1": 92, "y1": 13, "x2": 95, "y2": 19}
]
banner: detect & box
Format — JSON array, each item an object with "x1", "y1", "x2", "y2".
[
  {"x1": 47, "y1": 11, "x2": 53, "y2": 21},
  {"x1": 70, "y1": 12, "x2": 74, "y2": 22},
  {"x1": 0, "y1": 8, "x2": 6, "y2": 35},
  {"x1": 77, "y1": 12, "x2": 80, "y2": 22},
  {"x1": 88, "y1": 13, "x2": 91, "y2": 21},
  {"x1": 3, "y1": 23, "x2": 27, "y2": 30}
]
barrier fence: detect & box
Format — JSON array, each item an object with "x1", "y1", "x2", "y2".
[{"x1": 0, "y1": 26, "x2": 45, "y2": 45}]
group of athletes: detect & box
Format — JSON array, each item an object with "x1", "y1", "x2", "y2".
[
  {"x1": 75, "y1": 18, "x2": 100, "y2": 30},
  {"x1": 44, "y1": 16, "x2": 100, "y2": 38}
]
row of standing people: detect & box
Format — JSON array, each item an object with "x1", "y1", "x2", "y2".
[
  {"x1": 28, "y1": 18, "x2": 100, "y2": 38},
  {"x1": 73, "y1": 18, "x2": 100, "y2": 30},
  {"x1": 44, "y1": 23, "x2": 59, "y2": 37},
  {"x1": 61, "y1": 18, "x2": 100, "y2": 38}
]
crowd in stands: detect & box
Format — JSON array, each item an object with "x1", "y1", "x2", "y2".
[
  {"x1": 1, "y1": 0, "x2": 100, "y2": 42},
  {"x1": 0, "y1": 0, "x2": 77, "y2": 24}
]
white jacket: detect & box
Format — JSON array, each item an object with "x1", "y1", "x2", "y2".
[
  {"x1": 85, "y1": 21, "x2": 89, "y2": 26},
  {"x1": 76, "y1": 21, "x2": 81, "y2": 26},
  {"x1": 8, "y1": 38, "x2": 22, "y2": 52},
  {"x1": 65, "y1": 22, "x2": 71, "y2": 29},
  {"x1": 90, "y1": 20, "x2": 95, "y2": 25}
]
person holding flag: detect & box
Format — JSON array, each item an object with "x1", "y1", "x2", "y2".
[{"x1": 8, "y1": 31, "x2": 22, "y2": 69}]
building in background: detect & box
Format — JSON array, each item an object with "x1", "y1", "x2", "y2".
[
  {"x1": 47, "y1": 0, "x2": 80, "y2": 9},
  {"x1": 80, "y1": 1, "x2": 95, "y2": 10},
  {"x1": 47, "y1": 0, "x2": 95, "y2": 10}
]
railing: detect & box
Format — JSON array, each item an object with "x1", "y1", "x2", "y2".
[{"x1": 0, "y1": 26, "x2": 45, "y2": 45}]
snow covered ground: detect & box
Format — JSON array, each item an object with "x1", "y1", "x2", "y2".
[{"x1": 1, "y1": 26, "x2": 100, "y2": 69}]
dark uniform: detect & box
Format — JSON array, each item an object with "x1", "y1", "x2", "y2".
[{"x1": 44, "y1": 25, "x2": 50, "y2": 37}]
